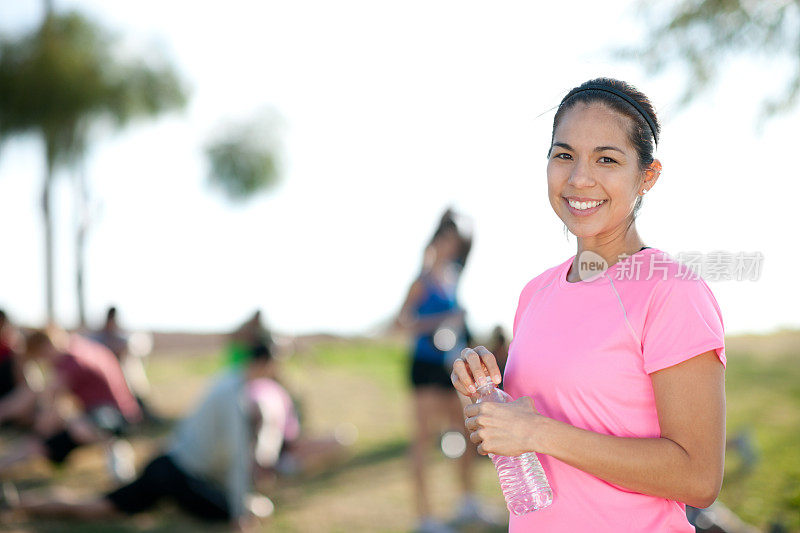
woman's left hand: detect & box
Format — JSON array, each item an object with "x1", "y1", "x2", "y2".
[{"x1": 464, "y1": 396, "x2": 547, "y2": 456}]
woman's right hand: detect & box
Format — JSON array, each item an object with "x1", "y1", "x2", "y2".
[{"x1": 450, "y1": 346, "x2": 503, "y2": 397}]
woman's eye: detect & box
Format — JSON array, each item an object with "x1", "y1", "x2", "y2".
[
  {"x1": 554, "y1": 153, "x2": 572, "y2": 160},
  {"x1": 599, "y1": 156, "x2": 617, "y2": 164}
]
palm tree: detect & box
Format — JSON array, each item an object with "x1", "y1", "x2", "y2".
[{"x1": 0, "y1": 9, "x2": 186, "y2": 324}]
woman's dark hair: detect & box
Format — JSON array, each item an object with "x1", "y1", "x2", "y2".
[
  {"x1": 248, "y1": 340, "x2": 274, "y2": 363},
  {"x1": 25, "y1": 330, "x2": 53, "y2": 354},
  {"x1": 428, "y1": 208, "x2": 472, "y2": 268},
  {"x1": 550, "y1": 78, "x2": 660, "y2": 223}
]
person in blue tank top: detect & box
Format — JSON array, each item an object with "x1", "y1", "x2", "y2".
[
  {"x1": 411, "y1": 267, "x2": 464, "y2": 366},
  {"x1": 395, "y1": 209, "x2": 488, "y2": 533}
]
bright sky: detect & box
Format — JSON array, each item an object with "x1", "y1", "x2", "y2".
[{"x1": 0, "y1": 1, "x2": 797, "y2": 338}]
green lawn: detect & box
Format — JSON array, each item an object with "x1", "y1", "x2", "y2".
[
  {"x1": 1, "y1": 332, "x2": 798, "y2": 531},
  {"x1": 717, "y1": 343, "x2": 800, "y2": 531},
  {"x1": 0, "y1": 339, "x2": 507, "y2": 532}
]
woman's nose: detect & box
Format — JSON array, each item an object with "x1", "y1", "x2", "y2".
[{"x1": 568, "y1": 160, "x2": 595, "y2": 187}]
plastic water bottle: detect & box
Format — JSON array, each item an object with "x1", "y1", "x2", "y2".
[{"x1": 474, "y1": 377, "x2": 553, "y2": 515}]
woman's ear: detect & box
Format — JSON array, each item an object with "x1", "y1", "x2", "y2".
[{"x1": 643, "y1": 159, "x2": 662, "y2": 190}]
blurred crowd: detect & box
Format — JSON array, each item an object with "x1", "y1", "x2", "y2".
[
  {"x1": 0, "y1": 306, "x2": 350, "y2": 531},
  {"x1": 0, "y1": 207, "x2": 513, "y2": 533}
]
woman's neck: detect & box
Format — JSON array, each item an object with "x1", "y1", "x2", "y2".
[{"x1": 569, "y1": 230, "x2": 647, "y2": 282}]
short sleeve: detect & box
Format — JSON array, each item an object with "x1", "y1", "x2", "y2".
[
  {"x1": 512, "y1": 277, "x2": 545, "y2": 339},
  {"x1": 641, "y1": 277, "x2": 726, "y2": 374},
  {"x1": 511, "y1": 290, "x2": 528, "y2": 340}
]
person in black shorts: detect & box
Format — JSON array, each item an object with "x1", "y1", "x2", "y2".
[{"x1": 395, "y1": 209, "x2": 489, "y2": 532}]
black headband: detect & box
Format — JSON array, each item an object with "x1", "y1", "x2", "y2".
[{"x1": 561, "y1": 84, "x2": 659, "y2": 147}]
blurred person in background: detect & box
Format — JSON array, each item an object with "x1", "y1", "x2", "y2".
[
  {"x1": 0, "y1": 310, "x2": 37, "y2": 428},
  {"x1": 89, "y1": 307, "x2": 127, "y2": 360},
  {"x1": 486, "y1": 325, "x2": 509, "y2": 382},
  {"x1": 395, "y1": 209, "x2": 487, "y2": 533},
  {"x1": 250, "y1": 377, "x2": 355, "y2": 481},
  {"x1": 248, "y1": 375, "x2": 301, "y2": 480},
  {"x1": 2, "y1": 341, "x2": 283, "y2": 532},
  {"x1": 0, "y1": 329, "x2": 141, "y2": 478},
  {"x1": 226, "y1": 310, "x2": 305, "y2": 462},
  {"x1": 227, "y1": 310, "x2": 272, "y2": 367},
  {"x1": 90, "y1": 306, "x2": 162, "y2": 424},
  {"x1": 238, "y1": 314, "x2": 354, "y2": 480}
]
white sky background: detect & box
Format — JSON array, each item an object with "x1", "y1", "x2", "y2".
[{"x1": 0, "y1": 1, "x2": 797, "y2": 337}]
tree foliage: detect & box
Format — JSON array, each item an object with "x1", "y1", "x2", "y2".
[
  {"x1": 625, "y1": 0, "x2": 800, "y2": 117},
  {"x1": 0, "y1": 11, "x2": 186, "y2": 164},
  {"x1": 0, "y1": 10, "x2": 187, "y2": 323},
  {"x1": 205, "y1": 116, "x2": 281, "y2": 202}
]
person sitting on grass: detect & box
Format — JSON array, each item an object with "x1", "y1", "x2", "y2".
[
  {"x1": 227, "y1": 309, "x2": 273, "y2": 367},
  {"x1": 249, "y1": 375, "x2": 356, "y2": 481},
  {"x1": 0, "y1": 328, "x2": 142, "y2": 477},
  {"x1": 89, "y1": 306, "x2": 163, "y2": 425},
  {"x1": 0, "y1": 310, "x2": 38, "y2": 429},
  {"x1": 2, "y1": 341, "x2": 284, "y2": 532}
]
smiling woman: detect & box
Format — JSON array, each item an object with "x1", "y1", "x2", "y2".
[
  {"x1": 450, "y1": 78, "x2": 726, "y2": 532},
  {"x1": 547, "y1": 79, "x2": 662, "y2": 245}
]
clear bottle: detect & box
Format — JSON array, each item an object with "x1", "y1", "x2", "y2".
[{"x1": 474, "y1": 377, "x2": 553, "y2": 515}]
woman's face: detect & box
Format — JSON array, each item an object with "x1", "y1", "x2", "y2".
[{"x1": 547, "y1": 103, "x2": 644, "y2": 240}]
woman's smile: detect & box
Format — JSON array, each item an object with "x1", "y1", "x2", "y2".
[{"x1": 563, "y1": 197, "x2": 608, "y2": 216}]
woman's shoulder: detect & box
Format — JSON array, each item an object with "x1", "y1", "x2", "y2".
[
  {"x1": 631, "y1": 249, "x2": 727, "y2": 371},
  {"x1": 615, "y1": 248, "x2": 718, "y2": 295},
  {"x1": 614, "y1": 248, "x2": 724, "y2": 323}
]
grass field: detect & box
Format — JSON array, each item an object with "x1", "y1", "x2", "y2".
[{"x1": 1, "y1": 330, "x2": 799, "y2": 532}]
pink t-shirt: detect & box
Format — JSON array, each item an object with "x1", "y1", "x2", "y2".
[
  {"x1": 248, "y1": 378, "x2": 301, "y2": 466},
  {"x1": 56, "y1": 335, "x2": 142, "y2": 424},
  {"x1": 504, "y1": 248, "x2": 726, "y2": 532}
]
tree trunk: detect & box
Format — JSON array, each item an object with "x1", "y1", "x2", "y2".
[
  {"x1": 41, "y1": 0, "x2": 56, "y2": 325},
  {"x1": 42, "y1": 153, "x2": 55, "y2": 325},
  {"x1": 76, "y1": 222, "x2": 87, "y2": 328},
  {"x1": 75, "y1": 162, "x2": 89, "y2": 328}
]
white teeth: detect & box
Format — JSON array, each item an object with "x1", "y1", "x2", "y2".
[{"x1": 568, "y1": 199, "x2": 605, "y2": 210}]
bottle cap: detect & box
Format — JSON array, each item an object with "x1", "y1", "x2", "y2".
[{"x1": 475, "y1": 375, "x2": 493, "y2": 390}]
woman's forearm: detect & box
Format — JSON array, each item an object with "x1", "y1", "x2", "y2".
[{"x1": 535, "y1": 417, "x2": 720, "y2": 508}]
